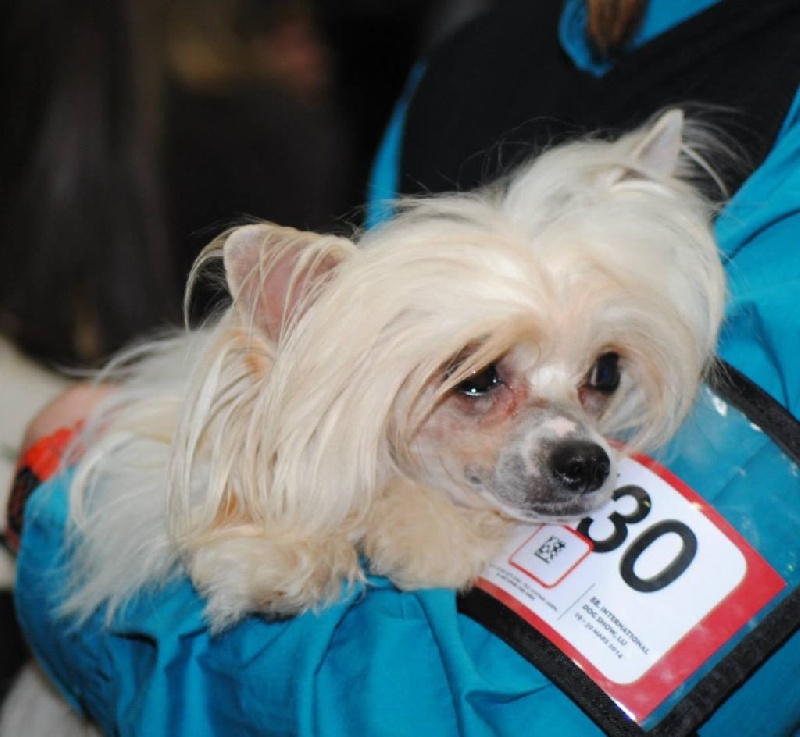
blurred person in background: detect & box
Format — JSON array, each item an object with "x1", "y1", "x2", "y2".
[
  {"x1": 0, "y1": 0, "x2": 356, "y2": 366},
  {"x1": 0, "y1": 0, "x2": 357, "y2": 698},
  {"x1": 0, "y1": 0, "x2": 171, "y2": 695}
]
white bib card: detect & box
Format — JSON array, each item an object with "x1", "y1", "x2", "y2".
[{"x1": 477, "y1": 454, "x2": 785, "y2": 722}]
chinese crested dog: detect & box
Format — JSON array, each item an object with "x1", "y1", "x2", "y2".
[{"x1": 57, "y1": 110, "x2": 725, "y2": 633}]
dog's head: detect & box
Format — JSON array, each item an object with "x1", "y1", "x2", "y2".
[{"x1": 206, "y1": 110, "x2": 724, "y2": 527}]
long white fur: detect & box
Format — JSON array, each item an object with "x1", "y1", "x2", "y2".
[{"x1": 55, "y1": 110, "x2": 725, "y2": 632}]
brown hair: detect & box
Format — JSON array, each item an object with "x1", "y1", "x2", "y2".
[{"x1": 586, "y1": 0, "x2": 648, "y2": 58}]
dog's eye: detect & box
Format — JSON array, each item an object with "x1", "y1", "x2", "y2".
[
  {"x1": 456, "y1": 363, "x2": 502, "y2": 397},
  {"x1": 587, "y1": 352, "x2": 621, "y2": 394}
]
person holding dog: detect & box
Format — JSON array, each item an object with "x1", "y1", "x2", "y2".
[{"x1": 4, "y1": 0, "x2": 800, "y2": 735}]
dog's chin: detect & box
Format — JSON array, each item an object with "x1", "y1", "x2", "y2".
[{"x1": 494, "y1": 488, "x2": 615, "y2": 526}]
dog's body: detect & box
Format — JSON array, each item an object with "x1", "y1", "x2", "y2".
[
  {"x1": 58, "y1": 110, "x2": 724, "y2": 633},
  {"x1": 3, "y1": 110, "x2": 726, "y2": 736}
]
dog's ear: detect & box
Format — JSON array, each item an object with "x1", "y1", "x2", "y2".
[
  {"x1": 627, "y1": 109, "x2": 684, "y2": 181},
  {"x1": 223, "y1": 223, "x2": 354, "y2": 340}
]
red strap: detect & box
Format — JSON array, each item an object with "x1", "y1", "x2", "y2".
[{"x1": 4, "y1": 425, "x2": 81, "y2": 553}]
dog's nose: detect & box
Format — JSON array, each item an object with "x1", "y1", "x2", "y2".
[{"x1": 548, "y1": 440, "x2": 611, "y2": 494}]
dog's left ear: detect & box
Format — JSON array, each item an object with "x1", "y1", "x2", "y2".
[
  {"x1": 625, "y1": 108, "x2": 684, "y2": 181},
  {"x1": 223, "y1": 223, "x2": 355, "y2": 340}
]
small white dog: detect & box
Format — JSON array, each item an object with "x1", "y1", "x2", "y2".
[
  {"x1": 1, "y1": 109, "x2": 727, "y2": 736},
  {"x1": 45, "y1": 110, "x2": 725, "y2": 629},
  {"x1": 59, "y1": 110, "x2": 724, "y2": 633}
]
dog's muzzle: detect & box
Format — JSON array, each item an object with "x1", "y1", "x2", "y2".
[{"x1": 476, "y1": 430, "x2": 617, "y2": 521}]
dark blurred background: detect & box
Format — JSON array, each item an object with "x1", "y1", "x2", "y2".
[{"x1": 0, "y1": 0, "x2": 495, "y2": 367}]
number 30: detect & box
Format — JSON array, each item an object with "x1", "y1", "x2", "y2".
[{"x1": 577, "y1": 485, "x2": 698, "y2": 593}]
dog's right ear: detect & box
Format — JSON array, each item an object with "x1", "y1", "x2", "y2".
[
  {"x1": 628, "y1": 108, "x2": 684, "y2": 181},
  {"x1": 223, "y1": 223, "x2": 355, "y2": 340}
]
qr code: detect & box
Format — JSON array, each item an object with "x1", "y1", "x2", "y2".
[{"x1": 534, "y1": 534, "x2": 567, "y2": 564}]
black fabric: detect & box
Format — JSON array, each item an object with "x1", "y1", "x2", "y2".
[
  {"x1": 4, "y1": 466, "x2": 41, "y2": 554},
  {"x1": 711, "y1": 362, "x2": 800, "y2": 464},
  {"x1": 400, "y1": 0, "x2": 800, "y2": 199},
  {"x1": 0, "y1": 591, "x2": 26, "y2": 702},
  {"x1": 459, "y1": 359, "x2": 800, "y2": 736}
]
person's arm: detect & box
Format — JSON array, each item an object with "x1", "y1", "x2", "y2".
[{"x1": 20, "y1": 384, "x2": 111, "y2": 451}]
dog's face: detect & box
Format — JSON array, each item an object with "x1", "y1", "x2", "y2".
[
  {"x1": 217, "y1": 110, "x2": 725, "y2": 528},
  {"x1": 413, "y1": 343, "x2": 620, "y2": 522}
]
